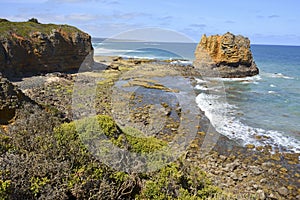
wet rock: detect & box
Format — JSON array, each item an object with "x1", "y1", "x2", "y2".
[
  {"x1": 253, "y1": 184, "x2": 259, "y2": 190},
  {"x1": 260, "y1": 178, "x2": 267, "y2": 184},
  {"x1": 268, "y1": 193, "x2": 277, "y2": 199},
  {"x1": 107, "y1": 64, "x2": 119, "y2": 70},
  {"x1": 249, "y1": 166, "x2": 262, "y2": 175},
  {"x1": 257, "y1": 189, "x2": 266, "y2": 200},
  {"x1": 229, "y1": 172, "x2": 239, "y2": 181},
  {"x1": 219, "y1": 155, "x2": 227, "y2": 162},
  {"x1": 112, "y1": 56, "x2": 122, "y2": 61},
  {"x1": 246, "y1": 144, "x2": 255, "y2": 149},
  {"x1": 262, "y1": 162, "x2": 273, "y2": 169},
  {"x1": 225, "y1": 159, "x2": 240, "y2": 172},
  {"x1": 278, "y1": 186, "x2": 288, "y2": 196}
]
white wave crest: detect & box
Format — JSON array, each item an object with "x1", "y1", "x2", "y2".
[
  {"x1": 263, "y1": 72, "x2": 295, "y2": 80},
  {"x1": 170, "y1": 60, "x2": 193, "y2": 65},
  {"x1": 94, "y1": 48, "x2": 143, "y2": 55},
  {"x1": 196, "y1": 92, "x2": 300, "y2": 154},
  {"x1": 207, "y1": 75, "x2": 262, "y2": 82}
]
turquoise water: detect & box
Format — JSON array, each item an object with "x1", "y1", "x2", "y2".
[
  {"x1": 228, "y1": 45, "x2": 300, "y2": 151},
  {"x1": 234, "y1": 45, "x2": 300, "y2": 137},
  {"x1": 93, "y1": 39, "x2": 300, "y2": 153}
]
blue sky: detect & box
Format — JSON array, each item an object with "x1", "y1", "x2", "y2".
[{"x1": 0, "y1": 0, "x2": 299, "y2": 45}]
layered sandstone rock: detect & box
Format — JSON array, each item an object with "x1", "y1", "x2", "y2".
[
  {"x1": 0, "y1": 20, "x2": 93, "y2": 78},
  {"x1": 194, "y1": 32, "x2": 259, "y2": 78}
]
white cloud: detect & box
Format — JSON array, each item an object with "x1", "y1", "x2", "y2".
[
  {"x1": 111, "y1": 28, "x2": 194, "y2": 43},
  {"x1": 66, "y1": 14, "x2": 97, "y2": 21},
  {"x1": 83, "y1": 23, "x2": 141, "y2": 38}
]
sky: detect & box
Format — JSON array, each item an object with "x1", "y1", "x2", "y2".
[{"x1": 0, "y1": 0, "x2": 299, "y2": 45}]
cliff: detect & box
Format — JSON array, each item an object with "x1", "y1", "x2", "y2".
[
  {"x1": 0, "y1": 19, "x2": 94, "y2": 78},
  {"x1": 194, "y1": 32, "x2": 259, "y2": 78}
]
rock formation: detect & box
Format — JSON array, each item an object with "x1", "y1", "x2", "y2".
[
  {"x1": 0, "y1": 20, "x2": 94, "y2": 78},
  {"x1": 194, "y1": 32, "x2": 259, "y2": 78},
  {"x1": 0, "y1": 73, "x2": 35, "y2": 124}
]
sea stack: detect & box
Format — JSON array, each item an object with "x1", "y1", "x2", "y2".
[{"x1": 194, "y1": 32, "x2": 259, "y2": 78}]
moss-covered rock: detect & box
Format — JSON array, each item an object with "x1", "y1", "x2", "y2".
[{"x1": 120, "y1": 126, "x2": 167, "y2": 153}]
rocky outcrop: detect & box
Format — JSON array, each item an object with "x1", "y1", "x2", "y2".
[
  {"x1": 0, "y1": 74, "x2": 35, "y2": 124},
  {"x1": 0, "y1": 20, "x2": 93, "y2": 78},
  {"x1": 194, "y1": 32, "x2": 259, "y2": 78}
]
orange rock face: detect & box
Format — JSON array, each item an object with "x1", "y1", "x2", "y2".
[{"x1": 194, "y1": 32, "x2": 259, "y2": 78}]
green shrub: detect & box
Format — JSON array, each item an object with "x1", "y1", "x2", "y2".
[
  {"x1": 0, "y1": 179, "x2": 11, "y2": 200},
  {"x1": 53, "y1": 120, "x2": 95, "y2": 172},
  {"x1": 121, "y1": 126, "x2": 167, "y2": 153},
  {"x1": 30, "y1": 176, "x2": 50, "y2": 196},
  {"x1": 28, "y1": 18, "x2": 39, "y2": 24},
  {"x1": 96, "y1": 115, "x2": 121, "y2": 138},
  {"x1": 0, "y1": 18, "x2": 9, "y2": 23},
  {"x1": 137, "y1": 162, "x2": 220, "y2": 200},
  {"x1": 0, "y1": 20, "x2": 81, "y2": 38},
  {"x1": 0, "y1": 134, "x2": 13, "y2": 153}
]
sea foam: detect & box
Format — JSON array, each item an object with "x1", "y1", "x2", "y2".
[{"x1": 195, "y1": 79, "x2": 300, "y2": 154}]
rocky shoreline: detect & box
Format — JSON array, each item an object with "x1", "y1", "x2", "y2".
[{"x1": 9, "y1": 56, "x2": 300, "y2": 199}]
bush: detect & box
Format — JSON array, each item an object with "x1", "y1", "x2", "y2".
[
  {"x1": 28, "y1": 18, "x2": 39, "y2": 24},
  {"x1": 0, "y1": 104, "x2": 221, "y2": 199},
  {"x1": 137, "y1": 161, "x2": 220, "y2": 200},
  {"x1": 120, "y1": 126, "x2": 167, "y2": 153},
  {"x1": 0, "y1": 18, "x2": 9, "y2": 23},
  {"x1": 0, "y1": 179, "x2": 11, "y2": 200}
]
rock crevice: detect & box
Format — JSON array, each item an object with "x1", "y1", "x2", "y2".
[{"x1": 0, "y1": 74, "x2": 35, "y2": 124}]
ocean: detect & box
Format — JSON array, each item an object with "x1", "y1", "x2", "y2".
[{"x1": 92, "y1": 38, "x2": 300, "y2": 154}]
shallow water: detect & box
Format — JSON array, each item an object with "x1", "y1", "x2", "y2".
[{"x1": 93, "y1": 39, "x2": 300, "y2": 153}]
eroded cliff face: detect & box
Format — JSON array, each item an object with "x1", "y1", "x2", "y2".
[
  {"x1": 0, "y1": 20, "x2": 94, "y2": 78},
  {"x1": 194, "y1": 32, "x2": 259, "y2": 78}
]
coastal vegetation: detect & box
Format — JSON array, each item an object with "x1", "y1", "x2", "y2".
[
  {"x1": 0, "y1": 18, "x2": 80, "y2": 39},
  {"x1": 0, "y1": 103, "x2": 223, "y2": 199}
]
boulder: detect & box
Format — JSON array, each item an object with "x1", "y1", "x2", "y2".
[
  {"x1": 0, "y1": 74, "x2": 34, "y2": 124},
  {"x1": 194, "y1": 32, "x2": 259, "y2": 78},
  {"x1": 0, "y1": 20, "x2": 94, "y2": 78}
]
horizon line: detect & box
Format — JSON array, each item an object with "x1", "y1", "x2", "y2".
[{"x1": 91, "y1": 37, "x2": 300, "y2": 47}]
